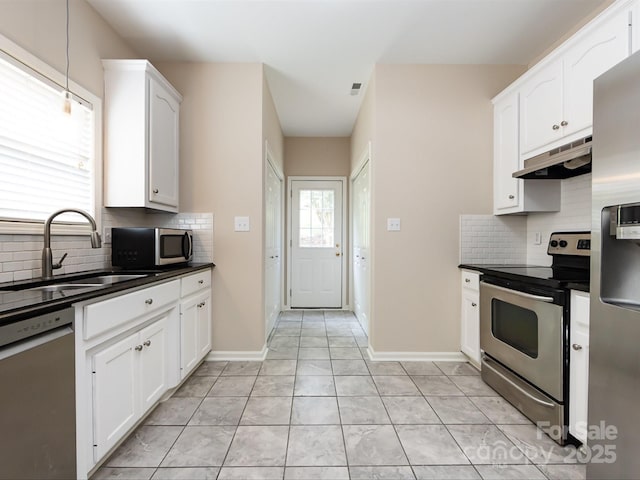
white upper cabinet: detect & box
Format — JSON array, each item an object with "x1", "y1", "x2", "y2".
[
  {"x1": 519, "y1": 59, "x2": 564, "y2": 156},
  {"x1": 563, "y1": 8, "x2": 631, "y2": 139},
  {"x1": 493, "y1": 92, "x2": 561, "y2": 215},
  {"x1": 103, "y1": 60, "x2": 182, "y2": 212},
  {"x1": 519, "y1": 5, "x2": 631, "y2": 159}
]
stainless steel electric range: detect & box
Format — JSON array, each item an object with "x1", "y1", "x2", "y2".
[{"x1": 469, "y1": 231, "x2": 590, "y2": 445}]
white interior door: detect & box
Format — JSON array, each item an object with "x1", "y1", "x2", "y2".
[
  {"x1": 265, "y1": 160, "x2": 283, "y2": 336},
  {"x1": 291, "y1": 179, "x2": 343, "y2": 308},
  {"x1": 352, "y1": 161, "x2": 370, "y2": 334}
]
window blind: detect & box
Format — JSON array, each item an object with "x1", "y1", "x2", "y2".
[{"x1": 0, "y1": 50, "x2": 95, "y2": 224}]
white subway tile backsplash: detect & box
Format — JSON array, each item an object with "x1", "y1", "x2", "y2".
[
  {"x1": 460, "y1": 215, "x2": 527, "y2": 264},
  {"x1": 0, "y1": 209, "x2": 214, "y2": 283},
  {"x1": 526, "y1": 174, "x2": 591, "y2": 265}
]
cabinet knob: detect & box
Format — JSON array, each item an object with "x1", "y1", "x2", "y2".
[
  {"x1": 143, "y1": 340, "x2": 151, "y2": 347},
  {"x1": 465, "y1": 278, "x2": 471, "y2": 283},
  {"x1": 198, "y1": 280, "x2": 204, "y2": 284},
  {"x1": 135, "y1": 344, "x2": 143, "y2": 351},
  {"x1": 508, "y1": 195, "x2": 515, "y2": 200},
  {"x1": 572, "y1": 343, "x2": 583, "y2": 351},
  {"x1": 561, "y1": 120, "x2": 568, "y2": 127},
  {"x1": 552, "y1": 124, "x2": 560, "y2": 130},
  {"x1": 153, "y1": 188, "x2": 159, "y2": 194},
  {"x1": 198, "y1": 301, "x2": 206, "y2": 308},
  {"x1": 471, "y1": 302, "x2": 477, "y2": 307},
  {"x1": 145, "y1": 298, "x2": 153, "y2": 305}
]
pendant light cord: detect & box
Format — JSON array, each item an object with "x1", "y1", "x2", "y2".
[{"x1": 65, "y1": 0, "x2": 70, "y2": 93}]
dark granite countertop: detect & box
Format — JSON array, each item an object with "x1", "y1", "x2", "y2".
[{"x1": 0, "y1": 263, "x2": 214, "y2": 326}]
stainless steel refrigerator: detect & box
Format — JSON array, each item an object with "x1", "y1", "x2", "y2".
[{"x1": 589, "y1": 49, "x2": 640, "y2": 479}]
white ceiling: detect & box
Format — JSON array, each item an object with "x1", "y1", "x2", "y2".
[{"x1": 87, "y1": 0, "x2": 607, "y2": 137}]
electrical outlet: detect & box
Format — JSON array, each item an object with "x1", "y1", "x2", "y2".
[
  {"x1": 103, "y1": 226, "x2": 112, "y2": 244},
  {"x1": 534, "y1": 232, "x2": 542, "y2": 245},
  {"x1": 235, "y1": 216, "x2": 250, "y2": 232},
  {"x1": 387, "y1": 218, "x2": 401, "y2": 231}
]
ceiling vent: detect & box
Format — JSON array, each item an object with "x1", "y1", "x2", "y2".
[{"x1": 350, "y1": 83, "x2": 362, "y2": 96}]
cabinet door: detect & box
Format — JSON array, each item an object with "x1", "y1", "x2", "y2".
[
  {"x1": 148, "y1": 77, "x2": 179, "y2": 209},
  {"x1": 520, "y1": 59, "x2": 563, "y2": 155},
  {"x1": 138, "y1": 316, "x2": 169, "y2": 412},
  {"x1": 563, "y1": 10, "x2": 630, "y2": 138},
  {"x1": 180, "y1": 297, "x2": 199, "y2": 379},
  {"x1": 493, "y1": 93, "x2": 520, "y2": 212},
  {"x1": 461, "y1": 288, "x2": 480, "y2": 366},
  {"x1": 196, "y1": 291, "x2": 212, "y2": 361},
  {"x1": 92, "y1": 333, "x2": 139, "y2": 461},
  {"x1": 569, "y1": 291, "x2": 590, "y2": 444}
]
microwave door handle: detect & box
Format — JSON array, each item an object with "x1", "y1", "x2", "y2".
[
  {"x1": 183, "y1": 232, "x2": 193, "y2": 259},
  {"x1": 484, "y1": 283, "x2": 555, "y2": 303}
]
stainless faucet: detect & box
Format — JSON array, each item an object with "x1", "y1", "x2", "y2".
[{"x1": 42, "y1": 208, "x2": 102, "y2": 280}]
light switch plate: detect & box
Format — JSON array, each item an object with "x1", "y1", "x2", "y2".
[
  {"x1": 235, "y1": 216, "x2": 250, "y2": 232},
  {"x1": 534, "y1": 232, "x2": 542, "y2": 245},
  {"x1": 387, "y1": 218, "x2": 401, "y2": 232},
  {"x1": 103, "y1": 227, "x2": 112, "y2": 244}
]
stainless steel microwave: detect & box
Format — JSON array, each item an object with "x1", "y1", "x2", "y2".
[{"x1": 111, "y1": 227, "x2": 193, "y2": 268}]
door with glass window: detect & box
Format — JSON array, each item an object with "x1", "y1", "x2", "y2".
[{"x1": 290, "y1": 179, "x2": 343, "y2": 308}]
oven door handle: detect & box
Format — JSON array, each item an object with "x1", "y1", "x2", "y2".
[
  {"x1": 483, "y1": 282, "x2": 555, "y2": 303},
  {"x1": 482, "y1": 357, "x2": 556, "y2": 409}
]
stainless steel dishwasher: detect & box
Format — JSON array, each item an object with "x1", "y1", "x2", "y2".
[{"x1": 0, "y1": 307, "x2": 76, "y2": 479}]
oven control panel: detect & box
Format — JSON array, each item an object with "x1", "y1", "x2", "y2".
[{"x1": 547, "y1": 232, "x2": 591, "y2": 256}]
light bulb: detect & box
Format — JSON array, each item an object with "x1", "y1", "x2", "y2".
[{"x1": 63, "y1": 90, "x2": 72, "y2": 115}]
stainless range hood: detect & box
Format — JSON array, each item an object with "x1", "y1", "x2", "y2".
[{"x1": 513, "y1": 136, "x2": 592, "y2": 179}]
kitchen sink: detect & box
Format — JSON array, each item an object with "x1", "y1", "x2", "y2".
[
  {"x1": 67, "y1": 274, "x2": 147, "y2": 285},
  {"x1": 0, "y1": 273, "x2": 148, "y2": 292}
]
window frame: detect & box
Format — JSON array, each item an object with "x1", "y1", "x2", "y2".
[{"x1": 0, "y1": 33, "x2": 102, "y2": 236}]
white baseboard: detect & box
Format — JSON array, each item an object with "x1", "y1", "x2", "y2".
[
  {"x1": 207, "y1": 345, "x2": 268, "y2": 361},
  {"x1": 367, "y1": 347, "x2": 467, "y2": 362}
]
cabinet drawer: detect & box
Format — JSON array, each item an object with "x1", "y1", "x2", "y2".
[
  {"x1": 461, "y1": 270, "x2": 480, "y2": 292},
  {"x1": 84, "y1": 280, "x2": 180, "y2": 340},
  {"x1": 181, "y1": 270, "x2": 211, "y2": 297}
]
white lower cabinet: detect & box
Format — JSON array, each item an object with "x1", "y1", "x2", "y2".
[
  {"x1": 92, "y1": 313, "x2": 170, "y2": 461},
  {"x1": 180, "y1": 270, "x2": 212, "y2": 379},
  {"x1": 460, "y1": 270, "x2": 481, "y2": 367},
  {"x1": 569, "y1": 290, "x2": 590, "y2": 445},
  {"x1": 77, "y1": 269, "x2": 213, "y2": 478}
]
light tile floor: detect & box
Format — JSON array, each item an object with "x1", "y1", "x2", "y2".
[{"x1": 93, "y1": 310, "x2": 585, "y2": 480}]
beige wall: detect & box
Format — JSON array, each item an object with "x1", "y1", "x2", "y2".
[
  {"x1": 0, "y1": 0, "x2": 138, "y2": 97},
  {"x1": 355, "y1": 64, "x2": 525, "y2": 353},
  {"x1": 284, "y1": 137, "x2": 350, "y2": 177},
  {"x1": 158, "y1": 62, "x2": 283, "y2": 353}
]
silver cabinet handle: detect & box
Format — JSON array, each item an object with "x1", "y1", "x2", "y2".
[
  {"x1": 508, "y1": 195, "x2": 515, "y2": 199},
  {"x1": 572, "y1": 343, "x2": 583, "y2": 351},
  {"x1": 143, "y1": 340, "x2": 151, "y2": 347},
  {"x1": 135, "y1": 345, "x2": 143, "y2": 351},
  {"x1": 145, "y1": 298, "x2": 153, "y2": 305},
  {"x1": 552, "y1": 124, "x2": 560, "y2": 130},
  {"x1": 483, "y1": 282, "x2": 554, "y2": 303},
  {"x1": 471, "y1": 302, "x2": 477, "y2": 307},
  {"x1": 198, "y1": 280, "x2": 204, "y2": 284},
  {"x1": 153, "y1": 188, "x2": 159, "y2": 194},
  {"x1": 561, "y1": 120, "x2": 568, "y2": 126}
]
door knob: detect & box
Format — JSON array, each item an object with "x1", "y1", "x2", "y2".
[
  {"x1": 335, "y1": 253, "x2": 341, "y2": 257},
  {"x1": 561, "y1": 120, "x2": 568, "y2": 126},
  {"x1": 153, "y1": 188, "x2": 159, "y2": 194},
  {"x1": 143, "y1": 340, "x2": 151, "y2": 347},
  {"x1": 572, "y1": 343, "x2": 583, "y2": 351},
  {"x1": 471, "y1": 302, "x2": 477, "y2": 307},
  {"x1": 135, "y1": 345, "x2": 143, "y2": 351},
  {"x1": 508, "y1": 195, "x2": 515, "y2": 199},
  {"x1": 145, "y1": 298, "x2": 153, "y2": 305}
]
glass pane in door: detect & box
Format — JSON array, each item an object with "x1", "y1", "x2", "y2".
[{"x1": 299, "y1": 189, "x2": 335, "y2": 248}]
